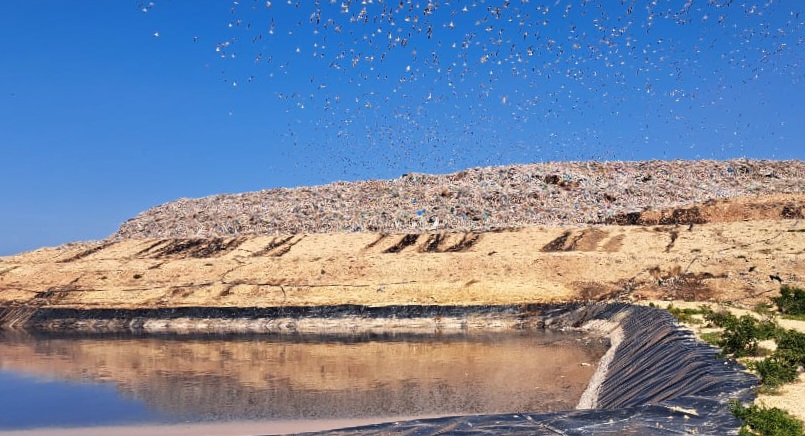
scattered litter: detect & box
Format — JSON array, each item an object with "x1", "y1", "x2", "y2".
[{"x1": 114, "y1": 159, "x2": 805, "y2": 239}]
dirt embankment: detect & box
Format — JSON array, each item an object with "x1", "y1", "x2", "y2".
[{"x1": 1, "y1": 194, "x2": 803, "y2": 317}]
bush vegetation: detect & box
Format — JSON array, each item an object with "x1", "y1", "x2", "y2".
[
  {"x1": 721, "y1": 315, "x2": 763, "y2": 357},
  {"x1": 747, "y1": 357, "x2": 798, "y2": 389},
  {"x1": 731, "y1": 402, "x2": 803, "y2": 436},
  {"x1": 701, "y1": 311, "x2": 777, "y2": 357},
  {"x1": 663, "y1": 287, "x2": 805, "y2": 434},
  {"x1": 775, "y1": 329, "x2": 805, "y2": 368},
  {"x1": 704, "y1": 309, "x2": 803, "y2": 391},
  {"x1": 703, "y1": 308, "x2": 737, "y2": 328},
  {"x1": 699, "y1": 331, "x2": 722, "y2": 347},
  {"x1": 773, "y1": 285, "x2": 805, "y2": 316},
  {"x1": 665, "y1": 304, "x2": 706, "y2": 324}
]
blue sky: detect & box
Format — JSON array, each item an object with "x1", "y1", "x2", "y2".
[{"x1": 1, "y1": 1, "x2": 803, "y2": 255}]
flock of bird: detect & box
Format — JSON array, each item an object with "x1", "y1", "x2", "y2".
[{"x1": 139, "y1": 1, "x2": 802, "y2": 175}]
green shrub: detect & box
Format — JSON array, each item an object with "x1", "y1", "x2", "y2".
[
  {"x1": 731, "y1": 402, "x2": 804, "y2": 436},
  {"x1": 705, "y1": 309, "x2": 738, "y2": 328},
  {"x1": 776, "y1": 329, "x2": 805, "y2": 353},
  {"x1": 700, "y1": 331, "x2": 722, "y2": 347},
  {"x1": 773, "y1": 286, "x2": 805, "y2": 316},
  {"x1": 719, "y1": 315, "x2": 764, "y2": 357},
  {"x1": 749, "y1": 357, "x2": 799, "y2": 389},
  {"x1": 666, "y1": 304, "x2": 704, "y2": 324},
  {"x1": 775, "y1": 330, "x2": 805, "y2": 367},
  {"x1": 755, "y1": 319, "x2": 779, "y2": 341},
  {"x1": 755, "y1": 302, "x2": 775, "y2": 316},
  {"x1": 704, "y1": 310, "x2": 778, "y2": 357}
]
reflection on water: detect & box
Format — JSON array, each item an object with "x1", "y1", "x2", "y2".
[
  {"x1": 0, "y1": 331, "x2": 605, "y2": 431},
  {"x1": 0, "y1": 371, "x2": 169, "y2": 430}
]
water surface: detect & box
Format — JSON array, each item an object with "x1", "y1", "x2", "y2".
[{"x1": 0, "y1": 331, "x2": 605, "y2": 434}]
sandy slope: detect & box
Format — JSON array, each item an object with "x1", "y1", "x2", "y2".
[{"x1": 1, "y1": 195, "x2": 804, "y2": 311}]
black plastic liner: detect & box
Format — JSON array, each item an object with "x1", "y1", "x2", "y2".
[
  {"x1": 10, "y1": 304, "x2": 560, "y2": 324},
  {"x1": 3, "y1": 304, "x2": 582, "y2": 334}
]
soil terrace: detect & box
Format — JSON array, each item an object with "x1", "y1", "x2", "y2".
[{"x1": 1, "y1": 193, "x2": 804, "y2": 313}]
